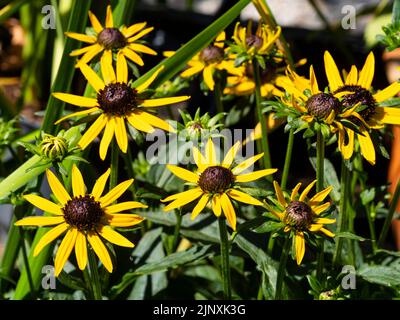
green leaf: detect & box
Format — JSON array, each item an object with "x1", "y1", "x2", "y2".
[
  {"x1": 358, "y1": 265, "x2": 400, "y2": 287},
  {"x1": 335, "y1": 232, "x2": 367, "y2": 242},
  {"x1": 253, "y1": 221, "x2": 285, "y2": 233},
  {"x1": 132, "y1": 0, "x2": 251, "y2": 89}
]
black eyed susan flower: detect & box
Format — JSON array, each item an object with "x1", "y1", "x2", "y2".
[
  {"x1": 53, "y1": 59, "x2": 190, "y2": 160},
  {"x1": 165, "y1": 32, "x2": 239, "y2": 91},
  {"x1": 266, "y1": 180, "x2": 335, "y2": 265},
  {"x1": 15, "y1": 165, "x2": 146, "y2": 276},
  {"x1": 324, "y1": 51, "x2": 400, "y2": 165},
  {"x1": 161, "y1": 139, "x2": 277, "y2": 230},
  {"x1": 66, "y1": 5, "x2": 156, "y2": 67}
]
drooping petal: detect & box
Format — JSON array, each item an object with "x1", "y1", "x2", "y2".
[
  {"x1": 162, "y1": 188, "x2": 203, "y2": 211},
  {"x1": 100, "y1": 179, "x2": 134, "y2": 207},
  {"x1": 114, "y1": 117, "x2": 128, "y2": 153},
  {"x1": 87, "y1": 232, "x2": 113, "y2": 272},
  {"x1": 167, "y1": 165, "x2": 199, "y2": 183},
  {"x1": 320, "y1": 227, "x2": 335, "y2": 237},
  {"x1": 97, "y1": 225, "x2": 134, "y2": 248},
  {"x1": 71, "y1": 165, "x2": 86, "y2": 197},
  {"x1": 75, "y1": 231, "x2": 88, "y2": 270},
  {"x1": 33, "y1": 223, "x2": 69, "y2": 257},
  {"x1": 78, "y1": 114, "x2": 108, "y2": 150},
  {"x1": 54, "y1": 228, "x2": 78, "y2": 276},
  {"x1": 116, "y1": 52, "x2": 128, "y2": 83},
  {"x1": 46, "y1": 169, "x2": 71, "y2": 205},
  {"x1": 132, "y1": 111, "x2": 174, "y2": 132},
  {"x1": 220, "y1": 193, "x2": 236, "y2": 230},
  {"x1": 99, "y1": 117, "x2": 115, "y2": 160},
  {"x1": 55, "y1": 108, "x2": 99, "y2": 125},
  {"x1": 235, "y1": 169, "x2": 277, "y2": 183},
  {"x1": 358, "y1": 128, "x2": 376, "y2": 165},
  {"x1": 212, "y1": 194, "x2": 222, "y2": 217},
  {"x1": 100, "y1": 50, "x2": 116, "y2": 85},
  {"x1": 295, "y1": 231, "x2": 305, "y2": 265},
  {"x1": 202, "y1": 64, "x2": 215, "y2": 90},
  {"x1": 23, "y1": 194, "x2": 63, "y2": 215},
  {"x1": 91, "y1": 168, "x2": 111, "y2": 200},
  {"x1": 191, "y1": 194, "x2": 209, "y2": 220},
  {"x1": 122, "y1": 48, "x2": 144, "y2": 66},
  {"x1": 227, "y1": 189, "x2": 263, "y2": 206}
]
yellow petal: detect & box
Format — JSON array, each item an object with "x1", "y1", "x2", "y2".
[
  {"x1": 117, "y1": 52, "x2": 128, "y2": 83},
  {"x1": 220, "y1": 193, "x2": 236, "y2": 230},
  {"x1": 105, "y1": 5, "x2": 113, "y2": 28},
  {"x1": 299, "y1": 180, "x2": 317, "y2": 201},
  {"x1": 55, "y1": 107, "x2": 99, "y2": 125},
  {"x1": 128, "y1": 43, "x2": 157, "y2": 55},
  {"x1": 373, "y1": 82, "x2": 400, "y2": 103},
  {"x1": 135, "y1": 66, "x2": 164, "y2": 93},
  {"x1": 23, "y1": 194, "x2": 62, "y2": 215},
  {"x1": 100, "y1": 50, "x2": 116, "y2": 85},
  {"x1": 167, "y1": 164, "x2": 199, "y2": 183},
  {"x1": 357, "y1": 52, "x2": 375, "y2": 89},
  {"x1": 374, "y1": 106, "x2": 400, "y2": 125},
  {"x1": 78, "y1": 114, "x2": 108, "y2": 150},
  {"x1": 133, "y1": 111, "x2": 174, "y2": 132},
  {"x1": 140, "y1": 96, "x2": 190, "y2": 107},
  {"x1": 324, "y1": 51, "x2": 344, "y2": 91},
  {"x1": 15, "y1": 216, "x2": 65, "y2": 226},
  {"x1": 87, "y1": 232, "x2": 113, "y2": 272},
  {"x1": 34, "y1": 223, "x2": 69, "y2": 256},
  {"x1": 91, "y1": 168, "x2": 111, "y2": 200},
  {"x1": 105, "y1": 213, "x2": 144, "y2": 227},
  {"x1": 295, "y1": 231, "x2": 305, "y2": 265},
  {"x1": 122, "y1": 48, "x2": 144, "y2": 66},
  {"x1": 345, "y1": 65, "x2": 358, "y2": 85},
  {"x1": 309, "y1": 65, "x2": 319, "y2": 94},
  {"x1": 203, "y1": 64, "x2": 215, "y2": 90},
  {"x1": 114, "y1": 117, "x2": 128, "y2": 153},
  {"x1": 205, "y1": 138, "x2": 217, "y2": 166},
  {"x1": 52, "y1": 93, "x2": 98, "y2": 107},
  {"x1": 123, "y1": 22, "x2": 147, "y2": 38},
  {"x1": 309, "y1": 186, "x2": 332, "y2": 203},
  {"x1": 212, "y1": 194, "x2": 222, "y2": 217},
  {"x1": 308, "y1": 224, "x2": 323, "y2": 232},
  {"x1": 54, "y1": 228, "x2": 78, "y2": 276},
  {"x1": 65, "y1": 32, "x2": 96, "y2": 43},
  {"x1": 78, "y1": 44, "x2": 104, "y2": 65},
  {"x1": 290, "y1": 182, "x2": 302, "y2": 201},
  {"x1": 105, "y1": 201, "x2": 147, "y2": 214},
  {"x1": 75, "y1": 231, "x2": 88, "y2": 270},
  {"x1": 231, "y1": 153, "x2": 264, "y2": 175},
  {"x1": 235, "y1": 168, "x2": 277, "y2": 183},
  {"x1": 127, "y1": 27, "x2": 154, "y2": 43},
  {"x1": 100, "y1": 179, "x2": 133, "y2": 207},
  {"x1": 358, "y1": 128, "x2": 376, "y2": 165},
  {"x1": 192, "y1": 146, "x2": 208, "y2": 173},
  {"x1": 46, "y1": 169, "x2": 71, "y2": 205},
  {"x1": 78, "y1": 63, "x2": 105, "y2": 92},
  {"x1": 71, "y1": 165, "x2": 86, "y2": 197},
  {"x1": 127, "y1": 113, "x2": 155, "y2": 133},
  {"x1": 181, "y1": 64, "x2": 204, "y2": 78},
  {"x1": 227, "y1": 189, "x2": 263, "y2": 206},
  {"x1": 314, "y1": 217, "x2": 336, "y2": 224},
  {"x1": 97, "y1": 225, "x2": 134, "y2": 248},
  {"x1": 312, "y1": 202, "x2": 331, "y2": 215},
  {"x1": 88, "y1": 10, "x2": 103, "y2": 33},
  {"x1": 162, "y1": 188, "x2": 203, "y2": 211},
  {"x1": 191, "y1": 194, "x2": 209, "y2": 220},
  {"x1": 70, "y1": 44, "x2": 98, "y2": 57},
  {"x1": 320, "y1": 227, "x2": 335, "y2": 237},
  {"x1": 99, "y1": 118, "x2": 115, "y2": 160},
  {"x1": 222, "y1": 141, "x2": 241, "y2": 168},
  {"x1": 273, "y1": 180, "x2": 287, "y2": 207}
]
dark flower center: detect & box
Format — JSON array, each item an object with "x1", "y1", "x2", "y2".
[
  {"x1": 334, "y1": 85, "x2": 376, "y2": 121},
  {"x1": 199, "y1": 45, "x2": 224, "y2": 64},
  {"x1": 246, "y1": 34, "x2": 263, "y2": 50},
  {"x1": 284, "y1": 201, "x2": 314, "y2": 230},
  {"x1": 97, "y1": 83, "x2": 140, "y2": 116},
  {"x1": 198, "y1": 166, "x2": 235, "y2": 193},
  {"x1": 305, "y1": 93, "x2": 342, "y2": 119},
  {"x1": 97, "y1": 28, "x2": 127, "y2": 50},
  {"x1": 63, "y1": 195, "x2": 104, "y2": 231}
]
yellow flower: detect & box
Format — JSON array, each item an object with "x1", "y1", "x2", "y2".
[
  {"x1": 232, "y1": 20, "x2": 281, "y2": 57},
  {"x1": 53, "y1": 59, "x2": 190, "y2": 160},
  {"x1": 165, "y1": 32, "x2": 239, "y2": 91},
  {"x1": 15, "y1": 165, "x2": 146, "y2": 276},
  {"x1": 161, "y1": 139, "x2": 277, "y2": 230},
  {"x1": 66, "y1": 5, "x2": 157, "y2": 67},
  {"x1": 324, "y1": 51, "x2": 400, "y2": 165},
  {"x1": 266, "y1": 180, "x2": 335, "y2": 265}
]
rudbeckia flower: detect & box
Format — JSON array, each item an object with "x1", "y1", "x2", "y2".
[
  {"x1": 324, "y1": 51, "x2": 400, "y2": 165},
  {"x1": 66, "y1": 5, "x2": 156, "y2": 67},
  {"x1": 161, "y1": 139, "x2": 277, "y2": 230},
  {"x1": 15, "y1": 165, "x2": 146, "y2": 276},
  {"x1": 53, "y1": 59, "x2": 190, "y2": 160},
  {"x1": 165, "y1": 32, "x2": 239, "y2": 91},
  {"x1": 266, "y1": 180, "x2": 335, "y2": 265},
  {"x1": 232, "y1": 20, "x2": 281, "y2": 57}
]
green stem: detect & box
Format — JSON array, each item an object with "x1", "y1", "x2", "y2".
[
  {"x1": 82, "y1": 267, "x2": 94, "y2": 300},
  {"x1": 333, "y1": 160, "x2": 349, "y2": 266},
  {"x1": 214, "y1": 79, "x2": 224, "y2": 114},
  {"x1": 281, "y1": 129, "x2": 294, "y2": 190},
  {"x1": 253, "y1": 58, "x2": 271, "y2": 172},
  {"x1": 110, "y1": 142, "x2": 119, "y2": 190},
  {"x1": 366, "y1": 205, "x2": 377, "y2": 254},
  {"x1": 172, "y1": 210, "x2": 182, "y2": 253},
  {"x1": 275, "y1": 235, "x2": 290, "y2": 300},
  {"x1": 218, "y1": 218, "x2": 232, "y2": 300},
  {"x1": 18, "y1": 228, "x2": 35, "y2": 299},
  {"x1": 121, "y1": 144, "x2": 137, "y2": 199},
  {"x1": 378, "y1": 181, "x2": 400, "y2": 247},
  {"x1": 316, "y1": 131, "x2": 325, "y2": 279},
  {"x1": 88, "y1": 248, "x2": 102, "y2": 300}
]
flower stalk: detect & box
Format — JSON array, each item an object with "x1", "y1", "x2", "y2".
[
  {"x1": 275, "y1": 234, "x2": 290, "y2": 300},
  {"x1": 316, "y1": 130, "x2": 325, "y2": 279},
  {"x1": 218, "y1": 218, "x2": 232, "y2": 300},
  {"x1": 88, "y1": 247, "x2": 102, "y2": 300},
  {"x1": 281, "y1": 128, "x2": 294, "y2": 190}
]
